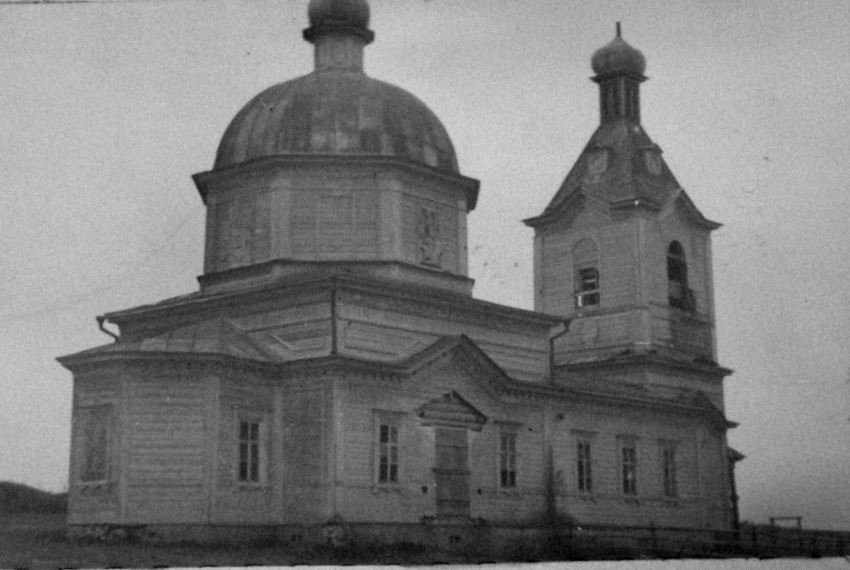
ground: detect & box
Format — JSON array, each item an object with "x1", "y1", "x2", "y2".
[{"x1": 0, "y1": 513, "x2": 507, "y2": 568}]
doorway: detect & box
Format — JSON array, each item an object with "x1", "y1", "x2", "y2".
[{"x1": 434, "y1": 426, "x2": 470, "y2": 518}]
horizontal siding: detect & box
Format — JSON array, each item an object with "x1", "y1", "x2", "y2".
[
  {"x1": 644, "y1": 212, "x2": 711, "y2": 315},
  {"x1": 649, "y1": 303, "x2": 713, "y2": 358},
  {"x1": 337, "y1": 363, "x2": 549, "y2": 524},
  {"x1": 291, "y1": 189, "x2": 380, "y2": 259},
  {"x1": 335, "y1": 298, "x2": 550, "y2": 383},
  {"x1": 538, "y1": 213, "x2": 636, "y2": 316},
  {"x1": 554, "y1": 310, "x2": 640, "y2": 365},
  {"x1": 68, "y1": 373, "x2": 122, "y2": 524},
  {"x1": 401, "y1": 193, "x2": 459, "y2": 273},
  {"x1": 212, "y1": 191, "x2": 271, "y2": 272},
  {"x1": 281, "y1": 387, "x2": 327, "y2": 523},
  {"x1": 336, "y1": 365, "x2": 730, "y2": 529},
  {"x1": 124, "y1": 374, "x2": 208, "y2": 523},
  {"x1": 238, "y1": 304, "x2": 333, "y2": 361},
  {"x1": 213, "y1": 374, "x2": 277, "y2": 524}
]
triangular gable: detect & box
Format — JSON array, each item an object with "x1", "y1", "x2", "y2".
[
  {"x1": 400, "y1": 335, "x2": 517, "y2": 395},
  {"x1": 417, "y1": 391, "x2": 487, "y2": 430}
]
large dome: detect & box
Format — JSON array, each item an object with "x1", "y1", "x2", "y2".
[{"x1": 214, "y1": 72, "x2": 459, "y2": 172}]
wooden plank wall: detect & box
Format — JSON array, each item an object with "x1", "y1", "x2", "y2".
[
  {"x1": 538, "y1": 210, "x2": 636, "y2": 317},
  {"x1": 123, "y1": 369, "x2": 208, "y2": 524},
  {"x1": 68, "y1": 373, "x2": 122, "y2": 524},
  {"x1": 212, "y1": 370, "x2": 277, "y2": 524},
  {"x1": 279, "y1": 381, "x2": 328, "y2": 523},
  {"x1": 401, "y1": 192, "x2": 459, "y2": 273},
  {"x1": 336, "y1": 295, "x2": 551, "y2": 384},
  {"x1": 644, "y1": 209, "x2": 712, "y2": 317},
  {"x1": 238, "y1": 303, "x2": 332, "y2": 362},
  {"x1": 334, "y1": 362, "x2": 732, "y2": 529},
  {"x1": 291, "y1": 189, "x2": 380, "y2": 259}
]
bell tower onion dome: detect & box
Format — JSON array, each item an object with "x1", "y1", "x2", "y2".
[
  {"x1": 212, "y1": 0, "x2": 458, "y2": 173},
  {"x1": 591, "y1": 23, "x2": 646, "y2": 124},
  {"x1": 591, "y1": 22, "x2": 646, "y2": 77}
]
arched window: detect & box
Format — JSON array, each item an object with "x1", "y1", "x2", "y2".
[
  {"x1": 573, "y1": 238, "x2": 600, "y2": 309},
  {"x1": 667, "y1": 241, "x2": 694, "y2": 311}
]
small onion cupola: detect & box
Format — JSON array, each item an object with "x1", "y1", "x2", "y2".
[
  {"x1": 591, "y1": 23, "x2": 646, "y2": 124},
  {"x1": 303, "y1": 0, "x2": 374, "y2": 72}
]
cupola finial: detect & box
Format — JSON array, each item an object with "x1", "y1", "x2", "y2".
[
  {"x1": 303, "y1": 0, "x2": 374, "y2": 72},
  {"x1": 616, "y1": 21, "x2": 621, "y2": 38},
  {"x1": 303, "y1": 0, "x2": 374, "y2": 44}
]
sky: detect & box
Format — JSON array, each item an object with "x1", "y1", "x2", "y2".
[{"x1": 0, "y1": 0, "x2": 849, "y2": 530}]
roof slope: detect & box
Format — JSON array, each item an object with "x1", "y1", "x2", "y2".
[{"x1": 526, "y1": 120, "x2": 719, "y2": 229}]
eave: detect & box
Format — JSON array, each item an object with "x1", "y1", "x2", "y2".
[
  {"x1": 100, "y1": 271, "x2": 562, "y2": 334},
  {"x1": 192, "y1": 153, "x2": 481, "y2": 211},
  {"x1": 560, "y1": 351, "x2": 734, "y2": 378}
]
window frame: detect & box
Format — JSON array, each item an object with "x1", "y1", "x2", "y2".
[
  {"x1": 373, "y1": 411, "x2": 403, "y2": 486},
  {"x1": 572, "y1": 238, "x2": 601, "y2": 310},
  {"x1": 497, "y1": 425, "x2": 519, "y2": 490},
  {"x1": 78, "y1": 404, "x2": 113, "y2": 485},
  {"x1": 660, "y1": 440, "x2": 679, "y2": 499},
  {"x1": 575, "y1": 267, "x2": 600, "y2": 308},
  {"x1": 618, "y1": 437, "x2": 638, "y2": 497},
  {"x1": 667, "y1": 240, "x2": 695, "y2": 311},
  {"x1": 234, "y1": 411, "x2": 268, "y2": 487},
  {"x1": 576, "y1": 438, "x2": 593, "y2": 494}
]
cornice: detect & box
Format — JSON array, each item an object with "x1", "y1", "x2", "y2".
[
  {"x1": 56, "y1": 349, "x2": 278, "y2": 376},
  {"x1": 192, "y1": 153, "x2": 480, "y2": 210},
  {"x1": 560, "y1": 351, "x2": 733, "y2": 378},
  {"x1": 103, "y1": 271, "x2": 561, "y2": 334},
  {"x1": 59, "y1": 338, "x2": 734, "y2": 431}
]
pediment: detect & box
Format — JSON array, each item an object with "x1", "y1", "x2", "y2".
[
  {"x1": 417, "y1": 391, "x2": 487, "y2": 430},
  {"x1": 401, "y1": 335, "x2": 516, "y2": 396}
]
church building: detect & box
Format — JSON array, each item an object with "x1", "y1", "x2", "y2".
[{"x1": 59, "y1": 0, "x2": 740, "y2": 542}]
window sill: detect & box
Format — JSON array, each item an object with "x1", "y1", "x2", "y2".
[
  {"x1": 621, "y1": 496, "x2": 641, "y2": 505},
  {"x1": 77, "y1": 481, "x2": 112, "y2": 494},
  {"x1": 575, "y1": 492, "x2": 596, "y2": 502},
  {"x1": 235, "y1": 482, "x2": 269, "y2": 491},
  {"x1": 371, "y1": 483, "x2": 404, "y2": 495},
  {"x1": 497, "y1": 488, "x2": 522, "y2": 499}
]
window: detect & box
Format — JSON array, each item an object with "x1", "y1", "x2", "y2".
[
  {"x1": 576, "y1": 440, "x2": 593, "y2": 493},
  {"x1": 377, "y1": 423, "x2": 399, "y2": 484},
  {"x1": 238, "y1": 419, "x2": 262, "y2": 484},
  {"x1": 499, "y1": 431, "x2": 517, "y2": 488},
  {"x1": 661, "y1": 442, "x2": 678, "y2": 498},
  {"x1": 79, "y1": 405, "x2": 112, "y2": 483},
  {"x1": 573, "y1": 238, "x2": 600, "y2": 309},
  {"x1": 667, "y1": 241, "x2": 694, "y2": 311},
  {"x1": 619, "y1": 439, "x2": 638, "y2": 496},
  {"x1": 576, "y1": 268, "x2": 600, "y2": 308}
]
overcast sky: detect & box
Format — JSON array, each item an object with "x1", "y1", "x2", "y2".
[{"x1": 1, "y1": 0, "x2": 848, "y2": 530}]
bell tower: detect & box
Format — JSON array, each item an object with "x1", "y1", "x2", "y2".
[{"x1": 525, "y1": 26, "x2": 729, "y2": 403}]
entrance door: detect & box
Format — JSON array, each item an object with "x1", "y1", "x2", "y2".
[{"x1": 434, "y1": 427, "x2": 470, "y2": 518}]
